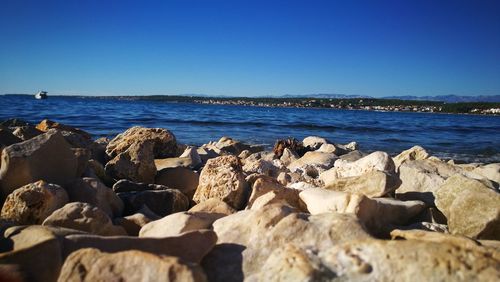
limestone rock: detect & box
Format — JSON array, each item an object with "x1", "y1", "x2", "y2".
[
  {"x1": 299, "y1": 189, "x2": 425, "y2": 233},
  {"x1": 471, "y1": 163, "x2": 500, "y2": 184},
  {"x1": 106, "y1": 126, "x2": 177, "y2": 159},
  {"x1": 246, "y1": 177, "x2": 304, "y2": 211},
  {"x1": 118, "y1": 188, "x2": 189, "y2": 217},
  {"x1": 393, "y1": 145, "x2": 430, "y2": 170},
  {"x1": 242, "y1": 158, "x2": 280, "y2": 176},
  {"x1": 302, "y1": 136, "x2": 328, "y2": 150},
  {"x1": 63, "y1": 230, "x2": 217, "y2": 263},
  {"x1": 288, "y1": 151, "x2": 337, "y2": 172},
  {"x1": 193, "y1": 155, "x2": 249, "y2": 210},
  {"x1": 188, "y1": 198, "x2": 236, "y2": 216},
  {"x1": 0, "y1": 129, "x2": 78, "y2": 199},
  {"x1": 42, "y1": 202, "x2": 127, "y2": 236},
  {"x1": 155, "y1": 167, "x2": 199, "y2": 199},
  {"x1": 112, "y1": 179, "x2": 168, "y2": 193},
  {"x1": 66, "y1": 177, "x2": 124, "y2": 218},
  {"x1": 105, "y1": 140, "x2": 157, "y2": 183},
  {"x1": 279, "y1": 148, "x2": 299, "y2": 166},
  {"x1": 36, "y1": 119, "x2": 91, "y2": 140},
  {"x1": 324, "y1": 170, "x2": 400, "y2": 197},
  {"x1": 179, "y1": 146, "x2": 203, "y2": 168},
  {"x1": 1, "y1": 180, "x2": 68, "y2": 224},
  {"x1": 58, "y1": 248, "x2": 207, "y2": 282},
  {"x1": 323, "y1": 151, "x2": 395, "y2": 181},
  {"x1": 114, "y1": 211, "x2": 159, "y2": 236},
  {"x1": 435, "y1": 174, "x2": 500, "y2": 239},
  {"x1": 155, "y1": 157, "x2": 197, "y2": 170},
  {"x1": 139, "y1": 211, "x2": 215, "y2": 238}
]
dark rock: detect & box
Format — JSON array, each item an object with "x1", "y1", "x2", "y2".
[{"x1": 118, "y1": 189, "x2": 189, "y2": 216}]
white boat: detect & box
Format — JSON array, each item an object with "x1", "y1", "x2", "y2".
[{"x1": 35, "y1": 91, "x2": 48, "y2": 99}]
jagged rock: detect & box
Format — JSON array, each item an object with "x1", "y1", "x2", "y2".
[
  {"x1": 288, "y1": 151, "x2": 338, "y2": 172},
  {"x1": 155, "y1": 167, "x2": 199, "y2": 199},
  {"x1": 58, "y1": 248, "x2": 207, "y2": 282},
  {"x1": 317, "y1": 143, "x2": 337, "y2": 154},
  {"x1": 0, "y1": 118, "x2": 30, "y2": 127},
  {"x1": 246, "y1": 177, "x2": 304, "y2": 211},
  {"x1": 118, "y1": 188, "x2": 189, "y2": 217},
  {"x1": 393, "y1": 145, "x2": 430, "y2": 170},
  {"x1": 435, "y1": 174, "x2": 500, "y2": 239},
  {"x1": 279, "y1": 148, "x2": 299, "y2": 166},
  {"x1": 242, "y1": 158, "x2": 280, "y2": 176},
  {"x1": 0, "y1": 127, "x2": 21, "y2": 148},
  {"x1": 196, "y1": 146, "x2": 220, "y2": 163},
  {"x1": 139, "y1": 212, "x2": 215, "y2": 238},
  {"x1": 299, "y1": 189, "x2": 425, "y2": 234},
  {"x1": 203, "y1": 205, "x2": 371, "y2": 281},
  {"x1": 66, "y1": 177, "x2": 124, "y2": 218},
  {"x1": 106, "y1": 126, "x2": 177, "y2": 159},
  {"x1": 273, "y1": 138, "x2": 308, "y2": 158},
  {"x1": 323, "y1": 170, "x2": 400, "y2": 197},
  {"x1": 214, "y1": 136, "x2": 260, "y2": 155},
  {"x1": 320, "y1": 151, "x2": 395, "y2": 182},
  {"x1": 1, "y1": 180, "x2": 68, "y2": 224},
  {"x1": 42, "y1": 202, "x2": 127, "y2": 236},
  {"x1": 193, "y1": 155, "x2": 249, "y2": 210},
  {"x1": 86, "y1": 159, "x2": 115, "y2": 187},
  {"x1": 179, "y1": 146, "x2": 203, "y2": 168},
  {"x1": 36, "y1": 119, "x2": 91, "y2": 139},
  {"x1": 72, "y1": 147, "x2": 90, "y2": 177},
  {"x1": 11, "y1": 125, "x2": 44, "y2": 140},
  {"x1": 63, "y1": 230, "x2": 217, "y2": 263},
  {"x1": 105, "y1": 140, "x2": 157, "y2": 183},
  {"x1": 302, "y1": 136, "x2": 329, "y2": 150},
  {"x1": 0, "y1": 129, "x2": 78, "y2": 199},
  {"x1": 188, "y1": 198, "x2": 236, "y2": 217},
  {"x1": 471, "y1": 163, "x2": 500, "y2": 184},
  {"x1": 238, "y1": 150, "x2": 252, "y2": 159}
]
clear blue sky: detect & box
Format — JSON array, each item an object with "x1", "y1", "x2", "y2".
[{"x1": 1, "y1": 0, "x2": 499, "y2": 97}]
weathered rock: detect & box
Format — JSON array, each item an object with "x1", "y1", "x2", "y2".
[
  {"x1": 338, "y1": 150, "x2": 366, "y2": 162},
  {"x1": 321, "y1": 151, "x2": 395, "y2": 182},
  {"x1": 324, "y1": 170, "x2": 400, "y2": 197},
  {"x1": 214, "y1": 136, "x2": 259, "y2": 155},
  {"x1": 0, "y1": 127, "x2": 21, "y2": 148},
  {"x1": 299, "y1": 189, "x2": 425, "y2": 234},
  {"x1": 11, "y1": 125, "x2": 44, "y2": 141},
  {"x1": 36, "y1": 119, "x2": 91, "y2": 140},
  {"x1": 273, "y1": 138, "x2": 309, "y2": 158},
  {"x1": 42, "y1": 202, "x2": 127, "y2": 236},
  {"x1": 0, "y1": 129, "x2": 78, "y2": 199},
  {"x1": 155, "y1": 157, "x2": 197, "y2": 170},
  {"x1": 179, "y1": 146, "x2": 203, "y2": 168},
  {"x1": 106, "y1": 126, "x2": 177, "y2": 159},
  {"x1": 1, "y1": 180, "x2": 68, "y2": 224},
  {"x1": 0, "y1": 118, "x2": 30, "y2": 128},
  {"x1": 435, "y1": 174, "x2": 500, "y2": 239},
  {"x1": 112, "y1": 179, "x2": 168, "y2": 193},
  {"x1": 393, "y1": 145, "x2": 430, "y2": 170},
  {"x1": 196, "y1": 146, "x2": 220, "y2": 163},
  {"x1": 279, "y1": 148, "x2": 299, "y2": 166},
  {"x1": 302, "y1": 136, "x2": 329, "y2": 150},
  {"x1": 105, "y1": 140, "x2": 157, "y2": 183},
  {"x1": 66, "y1": 177, "x2": 123, "y2": 218},
  {"x1": 242, "y1": 158, "x2": 280, "y2": 176},
  {"x1": 390, "y1": 229, "x2": 480, "y2": 249},
  {"x1": 471, "y1": 163, "x2": 500, "y2": 184},
  {"x1": 72, "y1": 147, "x2": 90, "y2": 177},
  {"x1": 288, "y1": 151, "x2": 337, "y2": 172},
  {"x1": 58, "y1": 248, "x2": 207, "y2": 282},
  {"x1": 63, "y1": 230, "x2": 217, "y2": 263},
  {"x1": 139, "y1": 212, "x2": 216, "y2": 238},
  {"x1": 193, "y1": 155, "x2": 249, "y2": 210},
  {"x1": 114, "y1": 211, "x2": 159, "y2": 236},
  {"x1": 317, "y1": 143, "x2": 337, "y2": 154},
  {"x1": 319, "y1": 238, "x2": 500, "y2": 281},
  {"x1": 85, "y1": 159, "x2": 115, "y2": 187},
  {"x1": 188, "y1": 198, "x2": 236, "y2": 216},
  {"x1": 118, "y1": 188, "x2": 189, "y2": 217},
  {"x1": 155, "y1": 167, "x2": 199, "y2": 199},
  {"x1": 246, "y1": 177, "x2": 304, "y2": 211}
]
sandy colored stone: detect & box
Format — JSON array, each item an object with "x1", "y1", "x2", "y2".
[
  {"x1": 393, "y1": 145, "x2": 430, "y2": 169},
  {"x1": 58, "y1": 248, "x2": 207, "y2": 282},
  {"x1": 105, "y1": 140, "x2": 157, "y2": 183},
  {"x1": 43, "y1": 202, "x2": 127, "y2": 236},
  {"x1": 288, "y1": 151, "x2": 338, "y2": 171},
  {"x1": 155, "y1": 167, "x2": 199, "y2": 199},
  {"x1": 302, "y1": 136, "x2": 329, "y2": 150},
  {"x1": 0, "y1": 129, "x2": 78, "y2": 199},
  {"x1": 193, "y1": 155, "x2": 249, "y2": 209},
  {"x1": 139, "y1": 211, "x2": 215, "y2": 238},
  {"x1": 246, "y1": 177, "x2": 304, "y2": 211},
  {"x1": 324, "y1": 170, "x2": 400, "y2": 197},
  {"x1": 188, "y1": 198, "x2": 236, "y2": 216},
  {"x1": 1, "y1": 180, "x2": 68, "y2": 224}
]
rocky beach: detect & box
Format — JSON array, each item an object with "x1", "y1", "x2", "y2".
[{"x1": 0, "y1": 118, "x2": 499, "y2": 281}]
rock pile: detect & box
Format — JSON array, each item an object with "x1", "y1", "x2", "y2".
[{"x1": 0, "y1": 119, "x2": 499, "y2": 281}]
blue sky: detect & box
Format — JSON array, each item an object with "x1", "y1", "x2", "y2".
[{"x1": 1, "y1": 0, "x2": 499, "y2": 97}]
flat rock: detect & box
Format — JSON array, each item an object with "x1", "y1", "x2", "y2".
[
  {"x1": 155, "y1": 167, "x2": 199, "y2": 199},
  {"x1": 139, "y1": 211, "x2": 216, "y2": 238},
  {"x1": 114, "y1": 211, "x2": 159, "y2": 236},
  {"x1": 193, "y1": 155, "x2": 249, "y2": 210},
  {"x1": 106, "y1": 126, "x2": 178, "y2": 159},
  {"x1": 1, "y1": 180, "x2": 68, "y2": 224},
  {"x1": 118, "y1": 188, "x2": 189, "y2": 217},
  {"x1": 435, "y1": 174, "x2": 500, "y2": 239},
  {"x1": 155, "y1": 156, "x2": 196, "y2": 170},
  {"x1": 58, "y1": 248, "x2": 207, "y2": 282},
  {"x1": 393, "y1": 145, "x2": 430, "y2": 170},
  {"x1": 105, "y1": 140, "x2": 157, "y2": 183},
  {"x1": 471, "y1": 163, "x2": 500, "y2": 184},
  {"x1": 0, "y1": 129, "x2": 78, "y2": 199},
  {"x1": 246, "y1": 177, "x2": 304, "y2": 211},
  {"x1": 324, "y1": 170, "x2": 400, "y2": 197},
  {"x1": 302, "y1": 136, "x2": 329, "y2": 150},
  {"x1": 43, "y1": 202, "x2": 127, "y2": 236},
  {"x1": 66, "y1": 177, "x2": 123, "y2": 218},
  {"x1": 288, "y1": 151, "x2": 338, "y2": 171},
  {"x1": 188, "y1": 198, "x2": 236, "y2": 216}
]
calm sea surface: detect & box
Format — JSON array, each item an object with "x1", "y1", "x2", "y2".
[{"x1": 1, "y1": 95, "x2": 499, "y2": 163}]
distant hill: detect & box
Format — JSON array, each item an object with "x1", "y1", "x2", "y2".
[{"x1": 277, "y1": 93, "x2": 500, "y2": 103}]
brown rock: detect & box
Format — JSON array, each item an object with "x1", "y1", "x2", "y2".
[
  {"x1": 114, "y1": 211, "x2": 159, "y2": 236},
  {"x1": 155, "y1": 167, "x2": 199, "y2": 199},
  {"x1": 118, "y1": 188, "x2": 189, "y2": 217},
  {"x1": 246, "y1": 177, "x2": 304, "y2": 211},
  {"x1": 188, "y1": 198, "x2": 236, "y2": 216},
  {"x1": 393, "y1": 145, "x2": 430, "y2": 170},
  {"x1": 11, "y1": 125, "x2": 44, "y2": 141},
  {"x1": 1, "y1": 180, "x2": 68, "y2": 224},
  {"x1": 105, "y1": 140, "x2": 157, "y2": 183},
  {"x1": 139, "y1": 212, "x2": 215, "y2": 238},
  {"x1": 324, "y1": 170, "x2": 400, "y2": 197}
]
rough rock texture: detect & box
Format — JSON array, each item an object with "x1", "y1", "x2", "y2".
[
  {"x1": 66, "y1": 177, "x2": 124, "y2": 218},
  {"x1": 214, "y1": 136, "x2": 261, "y2": 155},
  {"x1": 324, "y1": 170, "x2": 400, "y2": 197},
  {"x1": 112, "y1": 179, "x2": 168, "y2": 193},
  {"x1": 63, "y1": 230, "x2": 218, "y2": 263},
  {"x1": 435, "y1": 174, "x2": 500, "y2": 239},
  {"x1": 118, "y1": 188, "x2": 189, "y2": 217},
  {"x1": 246, "y1": 177, "x2": 304, "y2": 211},
  {"x1": 302, "y1": 136, "x2": 329, "y2": 150},
  {"x1": 320, "y1": 151, "x2": 395, "y2": 183},
  {"x1": 0, "y1": 129, "x2": 78, "y2": 199},
  {"x1": 1, "y1": 180, "x2": 68, "y2": 224},
  {"x1": 58, "y1": 248, "x2": 207, "y2": 282},
  {"x1": 193, "y1": 155, "x2": 249, "y2": 210},
  {"x1": 299, "y1": 189, "x2": 425, "y2": 234},
  {"x1": 105, "y1": 140, "x2": 157, "y2": 183},
  {"x1": 471, "y1": 163, "x2": 500, "y2": 184},
  {"x1": 179, "y1": 146, "x2": 203, "y2": 168},
  {"x1": 36, "y1": 119, "x2": 92, "y2": 140},
  {"x1": 188, "y1": 198, "x2": 236, "y2": 216},
  {"x1": 155, "y1": 157, "x2": 197, "y2": 170},
  {"x1": 106, "y1": 126, "x2": 178, "y2": 159},
  {"x1": 279, "y1": 148, "x2": 299, "y2": 166},
  {"x1": 0, "y1": 127, "x2": 21, "y2": 148},
  {"x1": 288, "y1": 151, "x2": 338, "y2": 173},
  {"x1": 11, "y1": 125, "x2": 44, "y2": 141},
  {"x1": 139, "y1": 212, "x2": 215, "y2": 238},
  {"x1": 42, "y1": 202, "x2": 127, "y2": 236},
  {"x1": 242, "y1": 159, "x2": 281, "y2": 177},
  {"x1": 393, "y1": 145, "x2": 430, "y2": 170},
  {"x1": 155, "y1": 167, "x2": 199, "y2": 199},
  {"x1": 203, "y1": 204, "x2": 372, "y2": 281}
]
